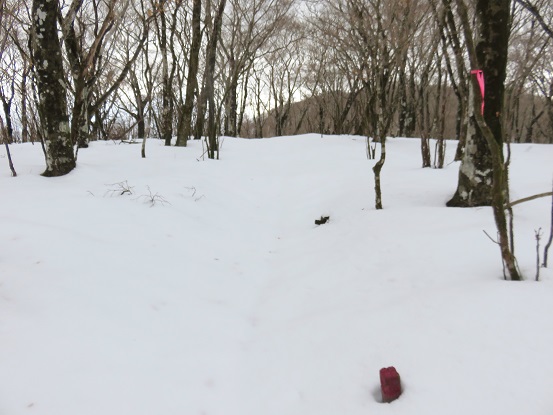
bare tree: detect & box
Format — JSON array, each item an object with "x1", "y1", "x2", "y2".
[
  {"x1": 439, "y1": 0, "x2": 470, "y2": 159},
  {"x1": 351, "y1": 0, "x2": 415, "y2": 209},
  {"x1": 0, "y1": 1, "x2": 35, "y2": 143},
  {"x1": 308, "y1": 3, "x2": 366, "y2": 135},
  {"x1": 219, "y1": 0, "x2": 295, "y2": 138},
  {"x1": 117, "y1": 38, "x2": 157, "y2": 141},
  {"x1": 59, "y1": 0, "x2": 155, "y2": 149},
  {"x1": 454, "y1": 0, "x2": 521, "y2": 280},
  {"x1": 248, "y1": 62, "x2": 270, "y2": 137},
  {"x1": 0, "y1": 1, "x2": 17, "y2": 175},
  {"x1": 60, "y1": 0, "x2": 120, "y2": 148},
  {"x1": 263, "y1": 17, "x2": 305, "y2": 136},
  {"x1": 194, "y1": 0, "x2": 226, "y2": 159},
  {"x1": 504, "y1": 3, "x2": 550, "y2": 144},
  {"x1": 447, "y1": 0, "x2": 513, "y2": 208},
  {"x1": 175, "y1": 0, "x2": 202, "y2": 147},
  {"x1": 151, "y1": 0, "x2": 183, "y2": 146},
  {"x1": 30, "y1": 0, "x2": 76, "y2": 176}
]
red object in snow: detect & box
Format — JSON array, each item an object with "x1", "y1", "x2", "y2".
[{"x1": 380, "y1": 367, "x2": 402, "y2": 403}]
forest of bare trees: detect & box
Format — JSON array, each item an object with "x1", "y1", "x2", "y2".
[{"x1": 0, "y1": 0, "x2": 552, "y2": 168}]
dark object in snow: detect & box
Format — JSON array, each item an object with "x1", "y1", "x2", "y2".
[
  {"x1": 315, "y1": 216, "x2": 330, "y2": 225},
  {"x1": 380, "y1": 367, "x2": 402, "y2": 403}
]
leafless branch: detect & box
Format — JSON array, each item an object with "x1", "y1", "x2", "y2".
[
  {"x1": 105, "y1": 180, "x2": 135, "y2": 196},
  {"x1": 508, "y1": 192, "x2": 553, "y2": 208}
]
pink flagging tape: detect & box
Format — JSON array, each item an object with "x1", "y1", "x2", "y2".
[{"x1": 471, "y1": 69, "x2": 485, "y2": 115}]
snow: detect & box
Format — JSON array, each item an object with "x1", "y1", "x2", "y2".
[{"x1": 1, "y1": 134, "x2": 553, "y2": 415}]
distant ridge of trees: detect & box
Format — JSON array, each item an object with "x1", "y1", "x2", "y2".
[{"x1": 240, "y1": 86, "x2": 552, "y2": 144}]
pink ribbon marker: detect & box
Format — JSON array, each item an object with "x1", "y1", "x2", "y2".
[{"x1": 471, "y1": 69, "x2": 485, "y2": 115}]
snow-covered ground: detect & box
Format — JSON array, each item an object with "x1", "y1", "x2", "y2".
[{"x1": 1, "y1": 134, "x2": 553, "y2": 415}]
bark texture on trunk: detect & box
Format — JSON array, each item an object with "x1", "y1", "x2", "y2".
[
  {"x1": 447, "y1": 0, "x2": 510, "y2": 207},
  {"x1": 204, "y1": 0, "x2": 226, "y2": 159},
  {"x1": 31, "y1": 0, "x2": 76, "y2": 176},
  {"x1": 176, "y1": 0, "x2": 202, "y2": 147}
]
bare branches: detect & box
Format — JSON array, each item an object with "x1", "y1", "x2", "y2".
[
  {"x1": 104, "y1": 181, "x2": 170, "y2": 207},
  {"x1": 515, "y1": 0, "x2": 553, "y2": 40},
  {"x1": 105, "y1": 180, "x2": 135, "y2": 196},
  {"x1": 137, "y1": 186, "x2": 170, "y2": 207},
  {"x1": 508, "y1": 191, "x2": 553, "y2": 208}
]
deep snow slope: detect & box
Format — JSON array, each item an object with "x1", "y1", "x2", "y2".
[{"x1": 1, "y1": 135, "x2": 553, "y2": 415}]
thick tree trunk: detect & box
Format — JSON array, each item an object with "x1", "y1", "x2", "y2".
[
  {"x1": 137, "y1": 107, "x2": 146, "y2": 140},
  {"x1": 129, "y1": 71, "x2": 148, "y2": 140},
  {"x1": 158, "y1": 10, "x2": 173, "y2": 146},
  {"x1": 447, "y1": 85, "x2": 494, "y2": 206},
  {"x1": 194, "y1": 74, "x2": 208, "y2": 141},
  {"x1": 453, "y1": 0, "x2": 521, "y2": 280},
  {"x1": 204, "y1": 0, "x2": 226, "y2": 159},
  {"x1": 440, "y1": 0, "x2": 469, "y2": 159},
  {"x1": 398, "y1": 72, "x2": 416, "y2": 137},
  {"x1": 447, "y1": 0, "x2": 510, "y2": 207},
  {"x1": 224, "y1": 55, "x2": 239, "y2": 137},
  {"x1": 237, "y1": 67, "x2": 252, "y2": 136},
  {"x1": 176, "y1": 0, "x2": 202, "y2": 147},
  {"x1": 72, "y1": 80, "x2": 90, "y2": 148},
  {"x1": 31, "y1": 0, "x2": 75, "y2": 176},
  {"x1": 453, "y1": 100, "x2": 468, "y2": 160}
]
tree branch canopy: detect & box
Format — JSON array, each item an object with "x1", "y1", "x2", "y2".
[{"x1": 516, "y1": 0, "x2": 553, "y2": 39}]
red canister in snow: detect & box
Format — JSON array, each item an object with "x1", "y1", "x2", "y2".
[{"x1": 380, "y1": 367, "x2": 402, "y2": 403}]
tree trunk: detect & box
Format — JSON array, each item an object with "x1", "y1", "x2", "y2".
[
  {"x1": 129, "y1": 70, "x2": 148, "y2": 140},
  {"x1": 398, "y1": 71, "x2": 416, "y2": 137},
  {"x1": 1, "y1": 115, "x2": 17, "y2": 176},
  {"x1": 440, "y1": 0, "x2": 469, "y2": 159},
  {"x1": 204, "y1": 0, "x2": 227, "y2": 159},
  {"x1": 194, "y1": 73, "x2": 208, "y2": 141},
  {"x1": 71, "y1": 80, "x2": 90, "y2": 148},
  {"x1": 158, "y1": 9, "x2": 173, "y2": 146},
  {"x1": 224, "y1": 55, "x2": 239, "y2": 137},
  {"x1": 447, "y1": 84, "x2": 494, "y2": 206},
  {"x1": 543, "y1": 187, "x2": 553, "y2": 267},
  {"x1": 176, "y1": 0, "x2": 202, "y2": 147},
  {"x1": 419, "y1": 75, "x2": 432, "y2": 168},
  {"x1": 1, "y1": 97, "x2": 13, "y2": 143},
  {"x1": 31, "y1": 0, "x2": 75, "y2": 176},
  {"x1": 20, "y1": 65, "x2": 30, "y2": 143},
  {"x1": 0, "y1": 74, "x2": 15, "y2": 143},
  {"x1": 454, "y1": 0, "x2": 521, "y2": 280},
  {"x1": 237, "y1": 66, "x2": 252, "y2": 136},
  {"x1": 137, "y1": 107, "x2": 146, "y2": 140},
  {"x1": 373, "y1": 138, "x2": 386, "y2": 210},
  {"x1": 447, "y1": 0, "x2": 510, "y2": 207},
  {"x1": 453, "y1": 101, "x2": 468, "y2": 160}
]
